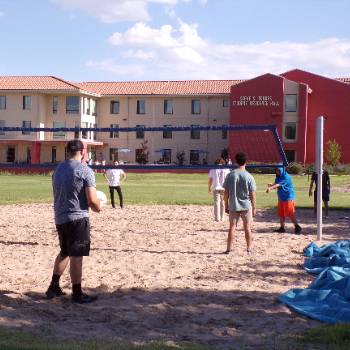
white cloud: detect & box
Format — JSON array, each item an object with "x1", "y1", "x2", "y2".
[
  {"x1": 86, "y1": 59, "x2": 145, "y2": 76},
  {"x1": 87, "y1": 20, "x2": 350, "y2": 80},
  {"x1": 52, "y1": 0, "x2": 190, "y2": 23},
  {"x1": 122, "y1": 49, "x2": 155, "y2": 60}
]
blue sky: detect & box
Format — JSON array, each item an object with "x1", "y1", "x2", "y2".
[{"x1": 0, "y1": 0, "x2": 349, "y2": 81}]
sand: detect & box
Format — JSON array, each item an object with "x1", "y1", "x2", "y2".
[{"x1": 0, "y1": 203, "x2": 349, "y2": 349}]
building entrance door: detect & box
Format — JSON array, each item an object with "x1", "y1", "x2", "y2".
[
  {"x1": 6, "y1": 146, "x2": 16, "y2": 162},
  {"x1": 26, "y1": 147, "x2": 31, "y2": 163},
  {"x1": 51, "y1": 146, "x2": 57, "y2": 163}
]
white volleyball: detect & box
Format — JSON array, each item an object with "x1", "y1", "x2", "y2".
[{"x1": 96, "y1": 190, "x2": 107, "y2": 207}]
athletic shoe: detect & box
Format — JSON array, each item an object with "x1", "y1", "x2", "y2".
[
  {"x1": 224, "y1": 250, "x2": 231, "y2": 254},
  {"x1": 294, "y1": 225, "x2": 302, "y2": 235},
  {"x1": 45, "y1": 285, "x2": 66, "y2": 299},
  {"x1": 72, "y1": 293, "x2": 98, "y2": 304},
  {"x1": 274, "y1": 227, "x2": 286, "y2": 233}
]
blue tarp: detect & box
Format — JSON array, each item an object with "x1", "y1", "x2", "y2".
[{"x1": 279, "y1": 240, "x2": 350, "y2": 323}]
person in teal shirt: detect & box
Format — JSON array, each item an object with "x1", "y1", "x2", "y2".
[{"x1": 223, "y1": 152, "x2": 256, "y2": 255}]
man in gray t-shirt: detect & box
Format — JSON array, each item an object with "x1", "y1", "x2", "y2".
[
  {"x1": 46, "y1": 140, "x2": 101, "y2": 304},
  {"x1": 53, "y1": 158, "x2": 96, "y2": 225},
  {"x1": 223, "y1": 152, "x2": 256, "y2": 255}
]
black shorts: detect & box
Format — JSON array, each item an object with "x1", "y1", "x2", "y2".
[
  {"x1": 56, "y1": 217, "x2": 91, "y2": 257},
  {"x1": 314, "y1": 191, "x2": 330, "y2": 202}
]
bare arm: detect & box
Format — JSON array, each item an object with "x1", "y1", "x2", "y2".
[
  {"x1": 249, "y1": 191, "x2": 256, "y2": 216},
  {"x1": 224, "y1": 188, "x2": 229, "y2": 213},
  {"x1": 266, "y1": 183, "x2": 280, "y2": 193},
  {"x1": 85, "y1": 186, "x2": 101, "y2": 213},
  {"x1": 208, "y1": 178, "x2": 213, "y2": 193},
  {"x1": 309, "y1": 178, "x2": 315, "y2": 196}
]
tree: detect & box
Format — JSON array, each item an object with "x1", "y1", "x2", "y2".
[
  {"x1": 327, "y1": 139, "x2": 342, "y2": 167},
  {"x1": 221, "y1": 148, "x2": 229, "y2": 162},
  {"x1": 136, "y1": 140, "x2": 149, "y2": 164},
  {"x1": 176, "y1": 151, "x2": 185, "y2": 165}
]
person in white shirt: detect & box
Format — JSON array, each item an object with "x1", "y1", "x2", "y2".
[
  {"x1": 208, "y1": 157, "x2": 230, "y2": 221},
  {"x1": 104, "y1": 161, "x2": 126, "y2": 208}
]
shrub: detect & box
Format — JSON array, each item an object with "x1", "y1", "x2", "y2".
[
  {"x1": 287, "y1": 162, "x2": 304, "y2": 175},
  {"x1": 327, "y1": 139, "x2": 342, "y2": 167}
]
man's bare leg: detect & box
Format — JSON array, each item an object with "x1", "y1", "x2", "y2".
[
  {"x1": 243, "y1": 219, "x2": 253, "y2": 252},
  {"x1": 226, "y1": 214, "x2": 236, "y2": 253},
  {"x1": 53, "y1": 254, "x2": 69, "y2": 275},
  {"x1": 324, "y1": 201, "x2": 329, "y2": 217}
]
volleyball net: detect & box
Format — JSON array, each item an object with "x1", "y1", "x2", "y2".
[{"x1": 0, "y1": 124, "x2": 287, "y2": 172}]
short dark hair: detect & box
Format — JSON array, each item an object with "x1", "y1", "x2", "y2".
[
  {"x1": 67, "y1": 139, "x2": 84, "y2": 156},
  {"x1": 235, "y1": 152, "x2": 247, "y2": 166}
]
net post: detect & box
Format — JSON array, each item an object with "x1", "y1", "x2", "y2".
[
  {"x1": 316, "y1": 116, "x2": 324, "y2": 241},
  {"x1": 271, "y1": 126, "x2": 289, "y2": 166}
]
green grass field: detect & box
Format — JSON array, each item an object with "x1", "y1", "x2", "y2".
[{"x1": 0, "y1": 172, "x2": 349, "y2": 209}]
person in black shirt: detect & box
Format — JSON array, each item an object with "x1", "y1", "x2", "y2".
[{"x1": 309, "y1": 169, "x2": 331, "y2": 218}]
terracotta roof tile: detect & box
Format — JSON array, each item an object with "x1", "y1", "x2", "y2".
[
  {"x1": 78, "y1": 80, "x2": 243, "y2": 96},
  {"x1": 0, "y1": 76, "x2": 81, "y2": 90}
]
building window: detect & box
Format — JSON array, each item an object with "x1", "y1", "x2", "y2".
[
  {"x1": 85, "y1": 98, "x2": 91, "y2": 115},
  {"x1": 66, "y1": 96, "x2": 80, "y2": 114},
  {"x1": 53, "y1": 96, "x2": 58, "y2": 114},
  {"x1": 285, "y1": 94, "x2": 297, "y2": 112},
  {"x1": 110, "y1": 100, "x2": 120, "y2": 114},
  {"x1": 0, "y1": 96, "x2": 6, "y2": 110},
  {"x1": 0, "y1": 120, "x2": 5, "y2": 135},
  {"x1": 163, "y1": 125, "x2": 172, "y2": 139},
  {"x1": 190, "y1": 150, "x2": 200, "y2": 164},
  {"x1": 164, "y1": 100, "x2": 173, "y2": 114},
  {"x1": 223, "y1": 98, "x2": 229, "y2": 107},
  {"x1": 136, "y1": 125, "x2": 145, "y2": 139},
  {"x1": 110, "y1": 148, "x2": 119, "y2": 162},
  {"x1": 162, "y1": 149, "x2": 172, "y2": 163},
  {"x1": 53, "y1": 121, "x2": 65, "y2": 139},
  {"x1": 74, "y1": 122, "x2": 80, "y2": 139},
  {"x1": 23, "y1": 96, "x2": 32, "y2": 110},
  {"x1": 222, "y1": 129, "x2": 227, "y2": 139},
  {"x1": 81, "y1": 122, "x2": 88, "y2": 139},
  {"x1": 190, "y1": 125, "x2": 200, "y2": 139},
  {"x1": 191, "y1": 100, "x2": 201, "y2": 114},
  {"x1": 93, "y1": 123, "x2": 97, "y2": 140},
  {"x1": 92, "y1": 99, "x2": 97, "y2": 116},
  {"x1": 285, "y1": 150, "x2": 296, "y2": 163},
  {"x1": 284, "y1": 122, "x2": 297, "y2": 140},
  {"x1": 110, "y1": 124, "x2": 119, "y2": 138},
  {"x1": 137, "y1": 100, "x2": 145, "y2": 114},
  {"x1": 22, "y1": 121, "x2": 31, "y2": 135}
]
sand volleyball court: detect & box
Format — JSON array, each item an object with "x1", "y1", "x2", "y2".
[{"x1": 0, "y1": 203, "x2": 349, "y2": 349}]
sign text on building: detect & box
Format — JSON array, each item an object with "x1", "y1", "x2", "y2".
[{"x1": 232, "y1": 95, "x2": 280, "y2": 107}]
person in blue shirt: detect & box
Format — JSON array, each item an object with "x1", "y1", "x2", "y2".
[{"x1": 266, "y1": 166, "x2": 302, "y2": 234}]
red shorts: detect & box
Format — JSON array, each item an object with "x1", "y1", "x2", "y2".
[{"x1": 278, "y1": 201, "x2": 295, "y2": 218}]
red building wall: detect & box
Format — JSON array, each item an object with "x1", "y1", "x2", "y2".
[
  {"x1": 282, "y1": 69, "x2": 350, "y2": 164},
  {"x1": 229, "y1": 74, "x2": 288, "y2": 163}
]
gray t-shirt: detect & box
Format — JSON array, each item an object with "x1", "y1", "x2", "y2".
[
  {"x1": 53, "y1": 160, "x2": 96, "y2": 225},
  {"x1": 223, "y1": 169, "x2": 256, "y2": 211}
]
